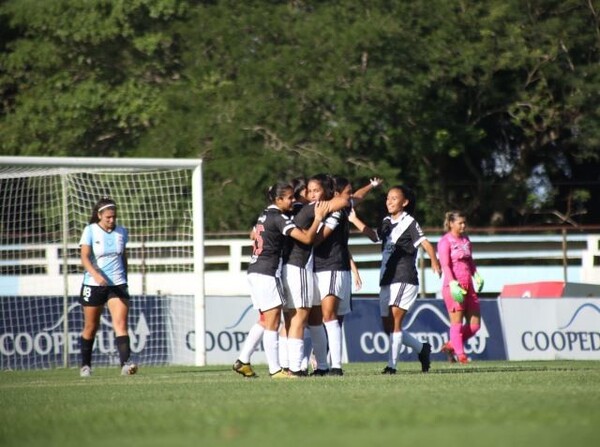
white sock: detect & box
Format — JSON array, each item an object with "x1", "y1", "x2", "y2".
[
  {"x1": 287, "y1": 338, "x2": 304, "y2": 372},
  {"x1": 238, "y1": 323, "x2": 264, "y2": 363},
  {"x1": 391, "y1": 331, "x2": 403, "y2": 368},
  {"x1": 263, "y1": 330, "x2": 280, "y2": 374},
  {"x1": 324, "y1": 320, "x2": 342, "y2": 369},
  {"x1": 279, "y1": 336, "x2": 289, "y2": 369},
  {"x1": 387, "y1": 333, "x2": 394, "y2": 368},
  {"x1": 402, "y1": 331, "x2": 423, "y2": 354},
  {"x1": 301, "y1": 327, "x2": 312, "y2": 370},
  {"x1": 309, "y1": 324, "x2": 329, "y2": 370}
]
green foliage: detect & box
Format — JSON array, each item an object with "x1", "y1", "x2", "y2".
[
  {"x1": 1, "y1": 0, "x2": 599, "y2": 231},
  {"x1": 0, "y1": 0, "x2": 187, "y2": 156}
]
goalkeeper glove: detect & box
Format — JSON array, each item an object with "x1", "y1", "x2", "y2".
[
  {"x1": 449, "y1": 280, "x2": 467, "y2": 303},
  {"x1": 473, "y1": 271, "x2": 484, "y2": 293}
]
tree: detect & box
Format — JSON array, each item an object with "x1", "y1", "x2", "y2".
[
  {"x1": 0, "y1": 0, "x2": 187, "y2": 156},
  {"x1": 2, "y1": 0, "x2": 599, "y2": 232}
]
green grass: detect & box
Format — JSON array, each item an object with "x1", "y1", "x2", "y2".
[{"x1": 1, "y1": 361, "x2": 599, "y2": 447}]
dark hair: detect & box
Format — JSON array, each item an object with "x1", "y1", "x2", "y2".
[
  {"x1": 389, "y1": 185, "x2": 416, "y2": 215},
  {"x1": 266, "y1": 182, "x2": 293, "y2": 203},
  {"x1": 90, "y1": 196, "x2": 117, "y2": 224},
  {"x1": 332, "y1": 176, "x2": 351, "y2": 194},
  {"x1": 307, "y1": 173, "x2": 335, "y2": 200},
  {"x1": 291, "y1": 177, "x2": 307, "y2": 201}
]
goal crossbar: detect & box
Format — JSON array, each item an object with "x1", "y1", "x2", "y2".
[{"x1": 0, "y1": 156, "x2": 202, "y2": 170}]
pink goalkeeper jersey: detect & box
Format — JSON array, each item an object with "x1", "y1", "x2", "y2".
[{"x1": 437, "y1": 232, "x2": 476, "y2": 287}]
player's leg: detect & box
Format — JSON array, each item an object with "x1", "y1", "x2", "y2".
[
  {"x1": 286, "y1": 307, "x2": 310, "y2": 376},
  {"x1": 107, "y1": 291, "x2": 137, "y2": 375},
  {"x1": 233, "y1": 314, "x2": 264, "y2": 378},
  {"x1": 79, "y1": 285, "x2": 106, "y2": 377}
]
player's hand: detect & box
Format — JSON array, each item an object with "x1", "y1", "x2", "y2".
[
  {"x1": 370, "y1": 177, "x2": 383, "y2": 188},
  {"x1": 449, "y1": 280, "x2": 467, "y2": 303},
  {"x1": 473, "y1": 271, "x2": 484, "y2": 293},
  {"x1": 314, "y1": 201, "x2": 329, "y2": 221},
  {"x1": 348, "y1": 208, "x2": 358, "y2": 224},
  {"x1": 353, "y1": 273, "x2": 362, "y2": 291}
]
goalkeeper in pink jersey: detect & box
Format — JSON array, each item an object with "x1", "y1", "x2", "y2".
[{"x1": 437, "y1": 211, "x2": 484, "y2": 364}]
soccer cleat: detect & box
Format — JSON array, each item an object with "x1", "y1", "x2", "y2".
[
  {"x1": 381, "y1": 366, "x2": 397, "y2": 375},
  {"x1": 80, "y1": 365, "x2": 92, "y2": 378},
  {"x1": 270, "y1": 369, "x2": 298, "y2": 379},
  {"x1": 441, "y1": 342, "x2": 457, "y2": 363},
  {"x1": 457, "y1": 354, "x2": 469, "y2": 364},
  {"x1": 309, "y1": 368, "x2": 330, "y2": 377},
  {"x1": 233, "y1": 360, "x2": 257, "y2": 378},
  {"x1": 121, "y1": 361, "x2": 138, "y2": 376},
  {"x1": 289, "y1": 369, "x2": 308, "y2": 377},
  {"x1": 329, "y1": 368, "x2": 344, "y2": 376},
  {"x1": 418, "y1": 342, "x2": 432, "y2": 373}
]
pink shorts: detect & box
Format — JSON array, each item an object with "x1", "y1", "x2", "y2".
[{"x1": 442, "y1": 281, "x2": 480, "y2": 314}]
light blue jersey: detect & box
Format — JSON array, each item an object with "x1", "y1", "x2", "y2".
[{"x1": 79, "y1": 223, "x2": 128, "y2": 286}]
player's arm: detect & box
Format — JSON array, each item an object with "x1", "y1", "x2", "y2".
[
  {"x1": 289, "y1": 201, "x2": 328, "y2": 245},
  {"x1": 348, "y1": 209, "x2": 378, "y2": 242},
  {"x1": 313, "y1": 220, "x2": 334, "y2": 246},
  {"x1": 80, "y1": 244, "x2": 107, "y2": 286},
  {"x1": 122, "y1": 248, "x2": 128, "y2": 280},
  {"x1": 327, "y1": 195, "x2": 350, "y2": 212},
  {"x1": 350, "y1": 254, "x2": 362, "y2": 291},
  {"x1": 436, "y1": 237, "x2": 456, "y2": 281},
  {"x1": 352, "y1": 177, "x2": 383, "y2": 204},
  {"x1": 420, "y1": 239, "x2": 441, "y2": 277}
]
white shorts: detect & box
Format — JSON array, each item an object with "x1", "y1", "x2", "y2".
[
  {"x1": 315, "y1": 270, "x2": 352, "y2": 315},
  {"x1": 379, "y1": 283, "x2": 418, "y2": 317},
  {"x1": 247, "y1": 273, "x2": 286, "y2": 312},
  {"x1": 283, "y1": 264, "x2": 315, "y2": 309}
]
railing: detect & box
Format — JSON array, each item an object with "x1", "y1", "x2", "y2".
[{"x1": 1, "y1": 234, "x2": 599, "y2": 297}]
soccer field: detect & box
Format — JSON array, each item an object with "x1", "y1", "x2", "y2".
[{"x1": 1, "y1": 361, "x2": 599, "y2": 447}]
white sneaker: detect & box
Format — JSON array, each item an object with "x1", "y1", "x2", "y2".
[
  {"x1": 80, "y1": 365, "x2": 92, "y2": 377},
  {"x1": 121, "y1": 361, "x2": 138, "y2": 376}
]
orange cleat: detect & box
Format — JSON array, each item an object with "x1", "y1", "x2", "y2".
[
  {"x1": 441, "y1": 342, "x2": 457, "y2": 363},
  {"x1": 457, "y1": 354, "x2": 469, "y2": 364}
]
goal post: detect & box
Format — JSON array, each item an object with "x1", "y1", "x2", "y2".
[{"x1": 0, "y1": 156, "x2": 205, "y2": 369}]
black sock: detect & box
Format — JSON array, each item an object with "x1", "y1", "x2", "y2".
[
  {"x1": 116, "y1": 335, "x2": 131, "y2": 366},
  {"x1": 80, "y1": 337, "x2": 94, "y2": 367}
]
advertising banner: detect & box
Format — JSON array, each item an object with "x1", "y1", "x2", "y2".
[
  {"x1": 343, "y1": 298, "x2": 507, "y2": 363},
  {"x1": 498, "y1": 298, "x2": 600, "y2": 360},
  {"x1": 0, "y1": 296, "x2": 168, "y2": 369}
]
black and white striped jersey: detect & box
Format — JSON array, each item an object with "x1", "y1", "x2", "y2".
[{"x1": 248, "y1": 205, "x2": 296, "y2": 277}]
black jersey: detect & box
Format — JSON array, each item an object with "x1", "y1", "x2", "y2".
[
  {"x1": 285, "y1": 202, "x2": 316, "y2": 268},
  {"x1": 314, "y1": 209, "x2": 351, "y2": 272},
  {"x1": 377, "y1": 212, "x2": 426, "y2": 286},
  {"x1": 248, "y1": 205, "x2": 296, "y2": 276}
]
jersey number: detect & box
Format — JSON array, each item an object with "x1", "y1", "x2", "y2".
[
  {"x1": 253, "y1": 224, "x2": 265, "y2": 256},
  {"x1": 82, "y1": 286, "x2": 92, "y2": 302}
]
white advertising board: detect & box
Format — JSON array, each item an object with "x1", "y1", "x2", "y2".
[{"x1": 498, "y1": 298, "x2": 600, "y2": 360}]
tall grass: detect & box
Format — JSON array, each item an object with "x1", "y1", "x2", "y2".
[{"x1": 1, "y1": 361, "x2": 599, "y2": 447}]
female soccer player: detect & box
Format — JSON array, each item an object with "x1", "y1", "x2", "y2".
[
  {"x1": 437, "y1": 210, "x2": 484, "y2": 364},
  {"x1": 310, "y1": 175, "x2": 354, "y2": 376},
  {"x1": 78, "y1": 197, "x2": 137, "y2": 377},
  {"x1": 246, "y1": 182, "x2": 327, "y2": 378},
  {"x1": 282, "y1": 174, "x2": 351, "y2": 376},
  {"x1": 236, "y1": 178, "x2": 310, "y2": 378},
  {"x1": 349, "y1": 185, "x2": 441, "y2": 374}
]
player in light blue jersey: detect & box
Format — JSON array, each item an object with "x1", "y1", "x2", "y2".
[{"x1": 78, "y1": 197, "x2": 137, "y2": 377}]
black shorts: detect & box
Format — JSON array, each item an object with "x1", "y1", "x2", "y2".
[{"x1": 79, "y1": 284, "x2": 130, "y2": 307}]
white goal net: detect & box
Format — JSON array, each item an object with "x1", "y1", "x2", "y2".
[{"x1": 0, "y1": 156, "x2": 205, "y2": 370}]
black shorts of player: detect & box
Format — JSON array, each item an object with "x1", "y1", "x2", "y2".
[{"x1": 79, "y1": 284, "x2": 130, "y2": 307}]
